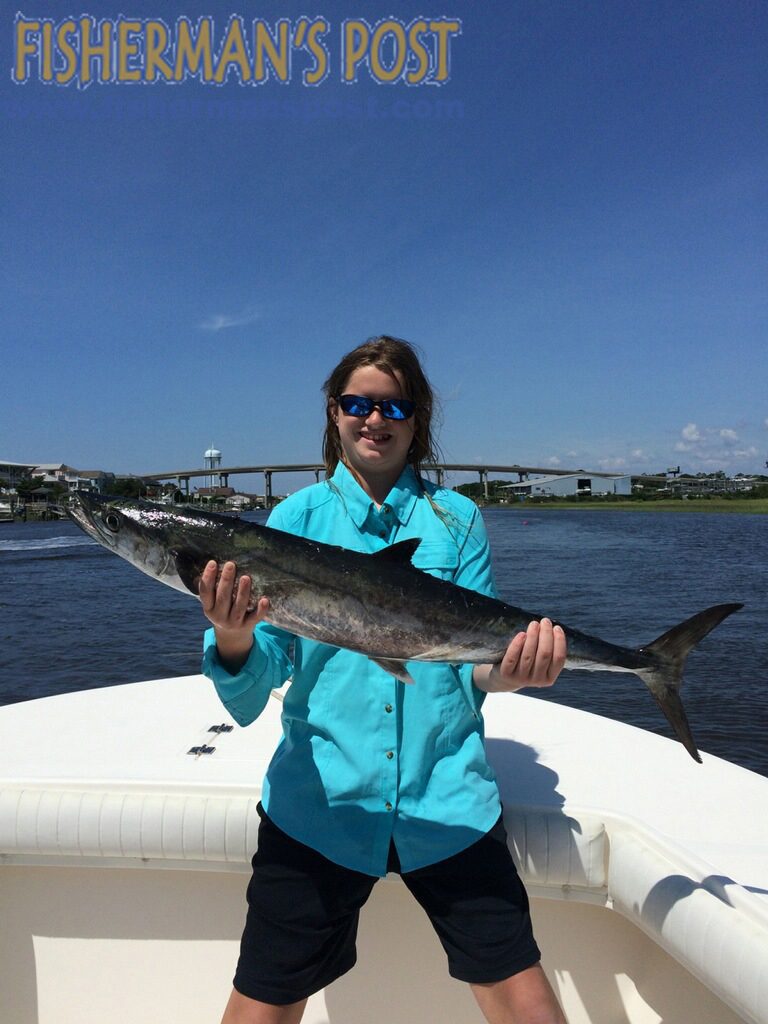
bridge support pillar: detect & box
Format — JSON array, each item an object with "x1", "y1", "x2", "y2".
[
  {"x1": 479, "y1": 469, "x2": 489, "y2": 499},
  {"x1": 265, "y1": 471, "x2": 273, "y2": 508}
]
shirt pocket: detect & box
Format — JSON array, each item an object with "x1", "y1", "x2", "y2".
[{"x1": 410, "y1": 541, "x2": 459, "y2": 582}]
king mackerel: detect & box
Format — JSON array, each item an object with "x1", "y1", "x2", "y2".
[{"x1": 68, "y1": 490, "x2": 742, "y2": 763}]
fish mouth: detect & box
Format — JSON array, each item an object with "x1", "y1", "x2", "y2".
[
  {"x1": 67, "y1": 491, "x2": 120, "y2": 548},
  {"x1": 68, "y1": 492, "x2": 182, "y2": 583}
]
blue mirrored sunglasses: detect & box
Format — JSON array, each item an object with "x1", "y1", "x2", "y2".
[{"x1": 336, "y1": 394, "x2": 416, "y2": 421}]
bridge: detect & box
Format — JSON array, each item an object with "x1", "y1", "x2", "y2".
[{"x1": 142, "y1": 463, "x2": 667, "y2": 505}]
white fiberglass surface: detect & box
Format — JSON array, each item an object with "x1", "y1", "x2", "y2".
[{"x1": 0, "y1": 867, "x2": 747, "y2": 1024}]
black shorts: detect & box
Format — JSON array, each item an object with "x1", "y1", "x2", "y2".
[{"x1": 233, "y1": 806, "x2": 541, "y2": 1005}]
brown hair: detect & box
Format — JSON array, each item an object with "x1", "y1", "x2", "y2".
[{"x1": 322, "y1": 335, "x2": 441, "y2": 482}]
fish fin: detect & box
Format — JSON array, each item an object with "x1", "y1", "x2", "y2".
[
  {"x1": 638, "y1": 602, "x2": 744, "y2": 763},
  {"x1": 372, "y1": 538, "x2": 422, "y2": 564},
  {"x1": 369, "y1": 657, "x2": 415, "y2": 684},
  {"x1": 172, "y1": 549, "x2": 204, "y2": 596}
]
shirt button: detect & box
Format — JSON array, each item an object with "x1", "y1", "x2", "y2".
[
  {"x1": 385, "y1": 801, "x2": 393, "y2": 811},
  {"x1": 384, "y1": 704, "x2": 393, "y2": 713},
  {"x1": 386, "y1": 750, "x2": 394, "y2": 759}
]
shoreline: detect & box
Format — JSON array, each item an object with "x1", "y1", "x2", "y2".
[
  {"x1": 478, "y1": 499, "x2": 768, "y2": 514},
  {"x1": 4, "y1": 498, "x2": 767, "y2": 519}
]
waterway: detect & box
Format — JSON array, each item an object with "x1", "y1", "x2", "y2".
[{"x1": 1, "y1": 509, "x2": 765, "y2": 776}]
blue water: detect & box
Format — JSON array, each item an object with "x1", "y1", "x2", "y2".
[{"x1": 1, "y1": 510, "x2": 766, "y2": 776}]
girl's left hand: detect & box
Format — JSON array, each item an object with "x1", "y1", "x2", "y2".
[{"x1": 476, "y1": 618, "x2": 567, "y2": 693}]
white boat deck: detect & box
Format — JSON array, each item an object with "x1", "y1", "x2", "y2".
[{"x1": 1, "y1": 676, "x2": 766, "y2": 1024}]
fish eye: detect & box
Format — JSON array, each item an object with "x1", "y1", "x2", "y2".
[{"x1": 104, "y1": 513, "x2": 121, "y2": 533}]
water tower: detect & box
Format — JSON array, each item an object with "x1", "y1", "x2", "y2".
[{"x1": 204, "y1": 445, "x2": 222, "y2": 489}]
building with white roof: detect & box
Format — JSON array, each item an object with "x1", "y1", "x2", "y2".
[
  {"x1": 30, "y1": 465, "x2": 115, "y2": 492},
  {"x1": 503, "y1": 472, "x2": 632, "y2": 498}
]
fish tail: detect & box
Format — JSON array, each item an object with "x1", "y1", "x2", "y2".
[{"x1": 637, "y1": 602, "x2": 744, "y2": 763}]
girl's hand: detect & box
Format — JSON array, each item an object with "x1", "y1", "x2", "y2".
[
  {"x1": 199, "y1": 560, "x2": 269, "y2": 633},
  {"x1": 199, "y1": 560, "x2": 270, "y2": 675},
  {"x1": 474, "y1": 618, "x2": 567, "y2": 693}
]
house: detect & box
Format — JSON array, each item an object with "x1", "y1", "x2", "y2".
[{"x1": 30, "y1": 465, "x2": 115, "y2": 492}]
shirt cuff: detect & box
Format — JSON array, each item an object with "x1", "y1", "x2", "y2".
[{"x1": 202, "y1": 627, "x2": 273, "y2": 725}]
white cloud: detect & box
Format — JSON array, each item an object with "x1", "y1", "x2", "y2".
[
  {"x1": 199, "y1": 307, "x2": 261, "y2": 331},
  {"x1": 514, "y1": 424, "x2": 761, "y2": 481},
  {"x1": 669, "y1": 421, "x2": 762, "y2": 471},
  {"x1": 681, "y1": 423, "x2": 702, "y2": 442}
]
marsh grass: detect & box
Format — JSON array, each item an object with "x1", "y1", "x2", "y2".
[{"x1": 501, "y1": 498, "x2": 768, "y2": 514}]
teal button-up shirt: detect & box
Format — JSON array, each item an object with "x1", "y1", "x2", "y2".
[{"x1": 202, "y1": 463, "x2": 502, "y2": 876}]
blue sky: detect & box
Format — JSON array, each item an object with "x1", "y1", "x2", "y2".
[{"x1": 2, "y1": 1, "x2": 766, "y2": 494}]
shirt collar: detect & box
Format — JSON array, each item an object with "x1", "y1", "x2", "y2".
[{"x1": 330, "y1": 462, "x2": 421, "y2": 529}]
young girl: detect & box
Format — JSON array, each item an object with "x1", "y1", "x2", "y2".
[{"x1": 200, "y1": 336, "x2": 567, "y2": 1024}]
